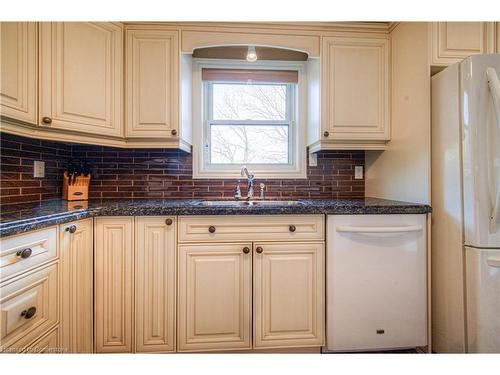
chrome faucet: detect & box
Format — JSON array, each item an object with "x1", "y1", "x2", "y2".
[{"x1": 240, "y1": 166, "x2": 255, "y2": 200}]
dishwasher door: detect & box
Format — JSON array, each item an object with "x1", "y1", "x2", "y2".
[{"x1": 326, "y1": 214, "x2": 427, "y2": 351}]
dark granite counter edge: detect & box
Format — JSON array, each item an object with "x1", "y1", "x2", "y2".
[{"x1": 0, "y1": 203, "x2": 431, "y2": 238}]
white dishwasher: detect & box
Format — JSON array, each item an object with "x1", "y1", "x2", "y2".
[{"x1": 326, "y1": 214, "x2": 427, "y2": 352}]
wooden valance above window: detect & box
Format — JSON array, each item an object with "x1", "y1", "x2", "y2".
[{"x1": 201, "y1": 68, "x2": 298, "y2": 83}]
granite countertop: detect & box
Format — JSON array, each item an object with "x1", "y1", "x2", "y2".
[{"x1": 0, "y1": 198, "x2": 431, "y2": 238}]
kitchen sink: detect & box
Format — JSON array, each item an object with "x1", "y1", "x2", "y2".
[{"x1": 190, "y1": 200, "x2": 307, "y2": 207}]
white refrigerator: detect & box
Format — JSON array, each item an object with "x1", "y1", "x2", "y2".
[{"x1": 432, "y1": 54, "x2": 500, "y2": 353}]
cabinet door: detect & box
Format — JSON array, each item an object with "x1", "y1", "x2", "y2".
[
  {"x1": 125, "y1": 28, "x2": 179, "y2": 138},
  {"x1": 94, "y1": 217, "x2": 134, "y2": 353},
  {"x1": 253, "y1": 242, "x2": 324, "y2": 348},
  {"x1": 0, "y1": 22, "x2": 37, "y2": 123},
  {"x1": 430, "y1": 22, "x2": 495, "y2": 66},
  {"x1": 321, "y1": 36, "x2": 390, "y2": 142},
  {"x1": 59, "y1": 219, "x2": 93, "y2": 353},
  {"x1": 135, "y1": 217, "x2": 176, "y2": 353},
  {"x1": 178, "y1": 242, "x2": 252, "y2": 352},
  {"x1": 39, "y1": 22, "x2": 123, "y2": 137}
]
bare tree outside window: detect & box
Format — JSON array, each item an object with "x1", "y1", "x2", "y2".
[{"x1": 209, "y1": 83, "x2": 291, "y2": 164}]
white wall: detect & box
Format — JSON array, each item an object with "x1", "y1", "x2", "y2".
[{"x1": 365, "y1": 22, "x2": 431, "y2": 204}]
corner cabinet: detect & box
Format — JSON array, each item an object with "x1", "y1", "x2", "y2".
[
  {"x1": 94, "y1": 217, "x2": 134, "y2": 353},
  {"x1": 309, "y1": 35, "x2": 390, "y2": 151},
  {"x1": 0, "y1": 22, "x2": 38, "y2": 124},
  {"x1": 429, "y1": 22, "x2": 496, "y2": 67},
  {"x1": 125, "y1": 27, "x2": 179, "y2": 139},
  {"x1": 39, "y1": 22, "x2": 123, "y2": 137}
]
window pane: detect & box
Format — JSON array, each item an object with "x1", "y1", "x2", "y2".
[
  {"x1": 210, "y1": 124, "x2": 289, "y2": 164},
  {"x1": 212, "y1": 83, "x2": 287, "y2": 121}
]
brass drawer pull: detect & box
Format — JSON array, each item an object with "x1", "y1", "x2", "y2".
[
  {"x1": 289, "y1": 225, "x2": 296, "y2": 232},
  {"x1": 66, "y1": 225, "x2": 77, "y2": 234},
  {"x1": 165, "y1": 218, "x2": 173, "y2": 225},
  {"x1": 171, "y1": 129, "x2": 177, "y2": 136},
  {"x1": 21, "y1": 306, "x2": 37, "y2": 319},
  {"x1": 42, "y1": 117, "x2": 52, "y2": 124},
  {"x1": 256, "y1": 246, "x2": 263, "y2": 254},
  {"x1": 242, "y1": 247, "x2": 250, "y2": 254},
  {"x1": 16, "y1": 248, "x2": 32, "y2": 259},
  {"x1": 208, "y1": 226, "x2": 216, "y2": 233},
  {"x1": 323, "y1": 131, "x2": 329, "y2": 137}
]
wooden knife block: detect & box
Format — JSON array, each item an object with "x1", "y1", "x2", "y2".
[{"x1": 63, "y1": 172, "x2": 90, "y2": 201}]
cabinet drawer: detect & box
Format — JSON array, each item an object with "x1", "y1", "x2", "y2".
[
  {"x1": 178, "y1": 215, "x2": 324, "y2": 243},
  {"x1": 23, "y1": 326, "x2": 61, "y2": 353},
  {"x1": 0, "y1": 227, "x2": 58, "y2": 282},
  {"x1": 0, "y1": 262, "x2": 59, "y2": 352}
]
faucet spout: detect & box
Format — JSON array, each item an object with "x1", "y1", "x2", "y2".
[{"x1": 240, "y1": 166, "x2": 255, "y2": 200}]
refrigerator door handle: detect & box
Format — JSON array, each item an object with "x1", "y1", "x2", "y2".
[
  {"x1": 486, "y1": 67, "x2": 500, "y2": 232},
  {"x1": 486, "y1": 257, "x2": 500, "y2": 268},
  {"x1": 336, "y1": 225, "x2": 423, "y2": 233}
]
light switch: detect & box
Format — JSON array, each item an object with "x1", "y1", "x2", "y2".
[
  {"x1": 309, "y1": 153, "x2": 318, "y2": 167},
  {"x1": 34, "y1": 161, "x2": 45, "y2": 178},
  {"x1": 354, "y1": 165, "x2": 363, "y2": 180}
]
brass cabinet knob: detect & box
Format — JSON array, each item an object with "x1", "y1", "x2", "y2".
[
  {"x1": 256, "y1": 246, "x2": 263, "y2": 254},
  {"x1": 289, "y1": 225, "x2": 296, "y2": 232},
  {"x1": 66, "y1": 225, "x2": 77, "y2": 234},
  {"x1": 171, "y1": 129, "x2": 177, "y2": 136},
  {"x1": 16, "y1": 248, "x2": 32, "y2": 259},
  {"x1": 323, "y1": 131, "x2": 329, "y2": 137},
  {"x1": 21, "y1": 306, "x2": 37, "y2": 319},
  {"x1": 165, "y1": 218, "x2": 173, "y2": 226},
  {"x1": 208, "y1": 226, "x2": 216, "y2": 233},
  {"x1": 42, "y1": 117, "x2": 52, "y2": 124},
  {"x1": 242, "y1": 247, "x2": 250, "y2": 254}
]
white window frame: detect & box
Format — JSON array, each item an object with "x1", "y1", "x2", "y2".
[{"x1": 192, "y1": 58, "x2": 307, "y2": 179}]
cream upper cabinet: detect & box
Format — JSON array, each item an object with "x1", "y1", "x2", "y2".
[
  {"x1": 314, "y1": 36, "x2": 390, "y2": 150},
  {"x1": 0, "y1": 22, "x2": 38, "y2": 124},
  {"x1": 177, "y1": 242, "x2": 252, "y2": 352},
  {"x1": 94, "y1": 217, "x2": 134, "y2": 353},
  {"x1": 135, "y1": 217, "x2": 176, "y2": 353},
  {"x1": 59, "y1": 219, "x2": 93, "y2": 353},
  {"x1": 125, "y1": 27, "x2": 179, "y2": 138},
  {"x1": 430, "y1": 22, "x2": 495, "y2": 66},
  {"x1": 253, "y1": 242, "x2": 324, "y2": 348},
  {"x1": 39, "y1": 22, "x2": 123, "y2": 137},
  {"x1": 496, "y1": 23, "x2": 500, "y2": 52}
]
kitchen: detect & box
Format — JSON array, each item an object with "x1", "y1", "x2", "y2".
[{"x1": 0, "y1": 1, "x2": 499, "y2": 373}]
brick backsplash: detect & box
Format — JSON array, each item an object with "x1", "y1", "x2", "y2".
[{"x1": 1, "y1": 132, "x2": 364, "y2": 205}]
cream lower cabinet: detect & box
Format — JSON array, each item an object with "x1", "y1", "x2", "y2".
[
  {"x1": 177, "y1": 242, "x2": 252, "y2": 352},
  {"x1": 177, "y1": 215, "x2": 325, "y2": 352},
  {"x1": 59, "y1": 219, "x2": 93, "y2": 353},
  {"x1": 135, "y1": 217, "x2": 176, "y2": 353},
  {"x1": 94, "y1": 217, "x2": 134, "y2": 353},
  {"x1": 253, "y1": 242, "x2": 324, "y2": 348}
]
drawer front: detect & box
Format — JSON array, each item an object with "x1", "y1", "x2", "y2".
[
  {"x1": 0, "y1": 262, "x2": 59, "y2": 351},
  {"x1": 1, "y1": 227, "x2": 58, "y2": 282},
  {"x1": 23, "y1": 326, "x2": 61, "y2": 353},
  {"x1": 178, "y1": 215, "x2": 325, "y2": 243}
]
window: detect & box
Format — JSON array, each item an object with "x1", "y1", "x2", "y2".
[{"x1": 193, "y1": 60, "x2": 306, "y2": 179}]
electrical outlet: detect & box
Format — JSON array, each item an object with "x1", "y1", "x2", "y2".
[
  {"x1": 34, "y1": 160, "x2": 45, "y2": 178},
  {"x1": 354, "y1": 165, "x2": 363, "y2": 180},
  {"x1": 308, "y1": 153, "x2": 318, "y2": 167}
]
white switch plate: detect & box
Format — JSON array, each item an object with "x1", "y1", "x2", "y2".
[
  {"x1": 354, "y1": 165, "x2": 363, "y2": 180},
  {"x1": 34, "y1": 160, "x2": 45, "y2": 178},
  {"x1": 309, "y1": 153, "x2": 318, "y2": 167}
]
